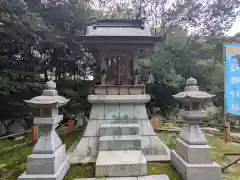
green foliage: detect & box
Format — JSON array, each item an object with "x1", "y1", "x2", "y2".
[
  {"x1": 0, "y1": 0, "x2": 240, "y2": 120},
  {"x1": 0, "y1": 0, "x2": 94, "y2": 120}
]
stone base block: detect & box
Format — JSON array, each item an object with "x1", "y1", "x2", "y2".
[
  {"x1": 76, "y1": 175, "x2": 169, "y2": 180},
  {"x1": 99, "y1": 124, "x2": 139, "y2": 136},
  {"x1": 27, "y1": 145, "x2": 66, "y2": 174},
  {"x1": 18, "y1": 157, "x2": 69, "y2": 180},
  {"x1": 171, "y1": 150, "x2": 222, "y2": 180},
  {"x1": 175, "y1": 138, "x2": 213, "y2": 164},
  {"x1": 96, "y1": 150, "x2": 147, "y2": 177},
  {"x1": 99, "y1": 135, "x2": 141, "y2": 151}
]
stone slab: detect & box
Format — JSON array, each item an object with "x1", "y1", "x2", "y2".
[
  {"x1": 18, "y1": 157, "x2": 69, "y2": 180},
  {"x1": 175, "y1": 138, "x2": 213, "y2": 164},
  {"x1": 137, "y1": 175, "x2": 169, "y2": 180},
  {"x1": 119, "y1": 104, "x2": 135, "y2": 119},
  {"x1": 27, "y1": 145, "x2": 66, "y2": 174},
  {"x1": 96, "y1": 150, "x2": 147, "y2": 177},
  {"x1": 99, "y1": 135, "x2": 141, "y2": 151},
  {"x1": 84, "y1": 120, "x2": 157, "y2": 137},
  {"x1": 75, "y1": 175, "x2": 169, "y2": 180},
  {"x1": 134, "y1": 104, "x2": 149, "y2": 120},
  {"x1": 89, "y1": 104, "x2": 149, "y2": 120},
  {"x1": 99, "y1": 124, "x2": 139, "y2": 136},
  {"x1": 141, "y1": 136, "x2": 169, "y2": 155},
  {"x1": 138, "y1": 121, "x2": 156, "y2": 136},
  {"x1": 105, "y1": 104, "x2": 120, "y2": 120},
  {"x1": 171, "y1": 150, "x2": 222, "y2": 180},
  {"x1": 89, "y1": 104, "x2": 105, "y2": 120},
  {"x1": 88, "y1": 95, "x2": 150, "y2": 104}
]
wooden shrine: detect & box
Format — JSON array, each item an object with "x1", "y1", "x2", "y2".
[{"x1": 78, "y1": 17, "x2": 162, "y2": 95}]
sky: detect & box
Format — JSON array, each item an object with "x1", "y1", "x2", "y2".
[{"x1": 227, "y1": 16, "x2": 240, "y2": 36}]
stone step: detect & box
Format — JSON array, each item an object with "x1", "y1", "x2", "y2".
[
  {"x1": 96, "y1": 150, "x2": 147, "y2": 177},
  {"x1": 99, "y1": 135, "x2": 141, "y2": 151},
  {"x1": 100, "y1": 124, "x2": 139, "y2": 136},
  {"x1": 76, "y1": 175, "x2": 170, "y2": 180}
]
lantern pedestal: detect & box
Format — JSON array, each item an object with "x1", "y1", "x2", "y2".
[
  {"x1": 171, "y1": 118, "x2": 221, "y2": 180},
  {"x1": 18, "y1": 117, "x2": 70, "y2": 180},
  {"x1": 18, "y1": 147, "x2": 69, "y2": 180},
  {"x1": 171, "y1": 149, "x2": 221, "y2": 180}
]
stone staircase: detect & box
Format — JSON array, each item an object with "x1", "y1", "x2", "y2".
[{"x1": 95, "y1": 123, "x2": 148, "y2": 177}]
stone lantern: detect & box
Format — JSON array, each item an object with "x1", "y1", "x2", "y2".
[
  {"x1": 171, "y1": 77, "x2": 222, "y2": 180},
  {"x1": 18, "y1": 80, "x2": 70, "y2": 180}
]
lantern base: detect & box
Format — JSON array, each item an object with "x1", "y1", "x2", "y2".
[
  {"x1": 171, "y1": 151, "x2": 221, "y2": 180},
  {"x1": 18, "y1": 157, "x2": 69, "y2": 180},
  {"x1": 175, "y1": 138, "x2": 213, "y2": 164},
  {"x1": 18, "y1": 145, "x2": 69, "y2": 180}
]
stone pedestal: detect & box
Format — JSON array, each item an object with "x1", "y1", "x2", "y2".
[
  {"x1": 18, "y1": 115, "x2": 70, "y2": 180},
  {"x1": 171, "y1": 120, "x2": 222, "y2": 180},
  {"x1": 70, "y1": 94, "x2": 170, "y2": 164}
]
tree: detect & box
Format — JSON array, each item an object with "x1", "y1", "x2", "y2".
[{"x1": 0, "y1": 0, "x2": 92, "y2": 120}]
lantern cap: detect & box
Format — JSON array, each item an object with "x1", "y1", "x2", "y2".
[
  {"x1": 45, "y1": 80, "x2": 56, "y2": 90},
  {"x1": 173, "y1": 77, "x2": 215, "y2": 101},
  {"x1": 186, "y1": 77, "x2": 197, "y2": 86},
  {"x1": 24, "y1": 80, "x2": 70, "y2": 108}
]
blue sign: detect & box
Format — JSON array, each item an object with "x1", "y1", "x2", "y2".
[{"x1": 225, "y1": 44, "x2": 240, "y2": 116}]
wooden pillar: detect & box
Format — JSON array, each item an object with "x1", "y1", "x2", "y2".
[
  {"x1": 33, "y1": 126, "x2": 39, "y2": 145},
  {"x1": 133, "y1": 49, "x2": 138, "y2": 85},
  {"x1": 100, "y1": 49, "x2": 106, "y2": 85},
  {"x1": 68, "y1": 120, "x2": 73, "y2": 136},
  {"x1": 225, "y1": 116, "x2": 231, "y2": 143}
]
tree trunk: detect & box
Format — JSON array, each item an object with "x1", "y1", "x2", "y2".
[{"x1": 44, "y1": 68, "x2": 48, "y2": 82}]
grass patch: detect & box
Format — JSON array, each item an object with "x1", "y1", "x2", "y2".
[
  {"x1": 148, "y1": 163, "x2": 181, "y2": 180},
  {"x1": 158, "y1": 131, "x2": 240, "y2": 180},
  {"x1": 64, "y1": 163, "x2": 182, "y2": 180},
  {"x1": 0, "y1": 132, "x2": 32, "y2": 151},
  {"x1": 206, "y1": 135, "x2": 240, "y2": 180},
  {"x1": 65, "y1": 164, "x2": 95, "y2": 180},
  {"x1": 0, "y1": 129, "x2": 82, "y2": 180}
]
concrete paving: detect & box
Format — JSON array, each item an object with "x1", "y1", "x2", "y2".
[{"x1": 75, "y1": 175, "x2": 169, "y2": 180}]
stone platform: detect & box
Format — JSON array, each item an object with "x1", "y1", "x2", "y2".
[
  {"x1": 70, "y1": 95, "x2": 170, "y2": 164},
  {"x1": 75, "y1": 175, "x2": 169, "y2": 180}
]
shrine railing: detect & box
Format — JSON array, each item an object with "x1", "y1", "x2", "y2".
[{"x1": 94, "y1": 85, "x2": 145, "y2": 95}]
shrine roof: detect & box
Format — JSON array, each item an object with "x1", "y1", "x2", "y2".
[
  {"x1": 76, "y1": 18, "x2": 163, "y2": 46},
  {"x1": 86, "y1": 26, "x2": 151, "y2": 37},
  {"x1": 85, "y1": 19, "x2": 152, "y2": 37}
]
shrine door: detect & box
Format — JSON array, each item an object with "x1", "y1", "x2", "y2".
[{"x1": 105, "y1": 51, "x2": 134, "y2": 85}]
